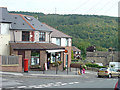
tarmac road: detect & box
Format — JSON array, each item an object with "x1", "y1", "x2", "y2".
[{"x1": 1, "y1": 70, "x2": 118, "y2": 89}]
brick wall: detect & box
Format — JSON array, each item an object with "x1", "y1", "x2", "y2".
[
  {"x1": 0, "y1": 55, "x2": 22, "y2": 72},
  {"x1": 10, "y1": 49, "x2": 18, "y2": 55},
  {"x1": 40, "y1": 50, "x2": 47, "y2": 70},
  {"x1": 25, "y1": 50, "x2": 31, "y2": 68},
  {"x1": 64, "y1": 46, "x2": 71, "y2": 68}
]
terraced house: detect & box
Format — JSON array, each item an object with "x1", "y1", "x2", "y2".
[{"x1": 0, "y1": 7, "x2": 72, "y2": 71}]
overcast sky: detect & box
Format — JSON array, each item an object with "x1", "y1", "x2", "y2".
[{"x1": 0, "y1": 0, "x2": 119, "y2": 17}]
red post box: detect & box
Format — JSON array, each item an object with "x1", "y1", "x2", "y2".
[{"x1": 24, "y1": 59, "x2": 28, "y2": 72}]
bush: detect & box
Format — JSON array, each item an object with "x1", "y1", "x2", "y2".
[{"x1": 85, "y1": 63, "x2": 106, "y2": 68}]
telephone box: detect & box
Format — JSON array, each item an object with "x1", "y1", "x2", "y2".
[{"x1": 24, "y1": 59, "x2": 28, "y2": 72}]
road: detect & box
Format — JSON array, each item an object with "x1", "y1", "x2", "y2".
[{"x1": 1, "y1": 71, "x2": 118, "y2": 89}]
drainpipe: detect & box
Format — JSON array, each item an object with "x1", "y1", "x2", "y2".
[
  {"x1": 13, "y1": 30, "x2": 15, "y2": 42},
  {"x1": 63, "y1": 52, "x2": 64, "y2": 71}
]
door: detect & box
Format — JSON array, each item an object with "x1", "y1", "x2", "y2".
[
  {"x1": 18, "y1": 50, "x2": 25, "y2": 68},
  {"x1": 66, "y1": 55, "x2": 68, "y2": 67}
]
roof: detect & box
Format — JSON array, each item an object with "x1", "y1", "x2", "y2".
[
  {"x1": 10, "y1": 43, "x2": 65, "y2": 50},
  {"x1": 43, "y1": 23, "x2": 71, "y2": 38},
  {"x1": 72, "y1": 46, "x2": 81, "y2": 52},
  {"x1": 10, "y1": 14, "x2": 52, "y2": 31},
  {"x1": 0, "y1": 7, "x2": 52, "y2": 32},
  {"x1": 0, "y1": 7, "x2": 12, "y2": 23}
]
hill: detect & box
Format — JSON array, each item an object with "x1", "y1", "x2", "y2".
[{"x1": 9, "y1": 11, "x2": 118, "y2": 58}]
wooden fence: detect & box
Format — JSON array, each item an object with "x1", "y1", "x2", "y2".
[{"x1": 2, "y1": 56, "x2": 19, "y2": 65}]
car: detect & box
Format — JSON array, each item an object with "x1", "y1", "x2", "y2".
[
  {"x1": 114, "y1": 79, "x2": 120, "y2": 90},
  {"x1": 97, "y1": 68, "x2": 120, "y2": 78}
]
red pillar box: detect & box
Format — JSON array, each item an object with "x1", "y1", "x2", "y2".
[{"x1": 24, "y1": 59, "x2": 28, "y2": 72}]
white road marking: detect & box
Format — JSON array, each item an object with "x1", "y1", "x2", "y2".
[
  {"x1": 61, "y1": 83, "x2": 67, "y2": 86},
  {"x1": 74, "y1": 82, "x2": 79, "y2": 84},
  {"x1": 69, "y1": 82, "x2": 74, "y2": 84},
  {"x1": 15, "y1": 81, "x2": 80, "y2": 88},
  {"x1": 17, "y1": 86, "x2": 27, "y2": 88}
]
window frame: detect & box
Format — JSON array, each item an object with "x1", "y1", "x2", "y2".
[
  {"x1": 56, "y1": 38, "x2": 61, "y2": 46},
  {"x1": 39, "y1": 32, "x2": 45, "y2": 41},
  {"x1": 22, "y1": 31, "x2": 30, "y2": 41}
]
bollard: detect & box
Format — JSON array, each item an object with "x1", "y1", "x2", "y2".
[
  {"x1": 76, "y1": 68, "x2": 77, "y2": 75},
  {"x1": 43, "y1": 64, "x2": 45, "y2": 74}
]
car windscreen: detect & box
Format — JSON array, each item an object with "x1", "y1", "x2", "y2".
[{"x1": 99, "y1": 68, "x2": 107, "y2": 71}]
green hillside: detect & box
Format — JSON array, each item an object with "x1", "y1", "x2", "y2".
[{"x1": 9, "y1": 11, "x2": 118, "y2": 58}]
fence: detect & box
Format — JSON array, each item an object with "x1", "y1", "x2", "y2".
[
  {"x1": 0, "y1": 55, "x2": 22, "y2": 72},
  {"x1": 2, "y1": 56, "x2": 19, "y2": 65}
]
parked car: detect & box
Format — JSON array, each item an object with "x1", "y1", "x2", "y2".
[
  {"x1": 114, "y1": 79, "x2": 120, "y2": 90},
  {"x1": 97, "y1": 68, "x2": 120, "y2": 78}
]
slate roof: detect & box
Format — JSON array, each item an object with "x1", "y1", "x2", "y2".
[
  {"x1": 43, "y1": 23, "x2": 71, "y2": 38},
  {"x1": 10, "y1": 43, "x2": 65, "y2": 50},
  {"x1": 0, "y1": 7, "x2": 52, "y2": 32},
  {"x1": 10, "y1": 14, "x2": 52, "y2": 31},
  {"x1": 72, "y1": 46, "x2": 81, "y2": 52},
  {"x1": 0, "y1": 7, "x2": 12, "y2": 23}
]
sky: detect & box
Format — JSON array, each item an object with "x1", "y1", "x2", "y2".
[{"x1": 0, "y1": 0, "x2": 119, "y2": 17}]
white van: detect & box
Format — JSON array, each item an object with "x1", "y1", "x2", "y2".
[{"x1": 109, "y1": 62, "x2": 120, "y2": 70}]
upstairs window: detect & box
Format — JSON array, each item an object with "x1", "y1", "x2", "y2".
[
  {"x1": 56, "y1": 38, "x2": 61, "y2": 46},
  {"x1": 39, "y1": 32, "x2": 45, "y2": 41},
  {"x1": 65, "y1": 38, "x2": 69, "y2": 46},
  {"x1": 22, "y1": 31, "x2": 30, "y2": 41}
]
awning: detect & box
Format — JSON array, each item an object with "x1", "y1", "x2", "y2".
[{"x1": 46, "y1": 49, "x2": 65, "y2": 53}]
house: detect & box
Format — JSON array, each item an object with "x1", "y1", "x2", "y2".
[
  {"x1": 86, "y1": 48, "x2": 118, "y2": 66},
  {"x1": 0, "y1": 7, "x2": 72, "y2": 71},
  {"x1": 86, "y1": 45, "x2": 96, "y2": 52},
  {"x1": 72, "y1": 46, "x2": 81, "y2": 59},
  {"x1": 43, "y1": 24, "x2": 72, "y2": 68}
]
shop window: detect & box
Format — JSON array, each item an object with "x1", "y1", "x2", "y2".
[
  {"x1": 22, "y1": 31, "x2": 30, "y2": 41},
  {"x1": 50, "y1": 52, "x2": 61, "y2": 63},
  {"x1": 31, "y1": 51, "x2": 40, "y2": 65},
  {"x1": 39, "y1": 32, "x2": 45, "y2": 41}
]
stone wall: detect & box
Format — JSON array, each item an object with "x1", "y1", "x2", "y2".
[{"x1": 86, "y1": 51, "x2": 119, "y2": 65}]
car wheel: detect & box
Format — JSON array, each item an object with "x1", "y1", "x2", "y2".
[
  {"x1": 118, "y1": 75, "x2": 120, "y2": 78},
  {"x1": 108, "y1": 74, "x2": 112, "y2": 78}
]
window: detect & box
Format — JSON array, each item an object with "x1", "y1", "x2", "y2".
[
  {"x1": 65, "y1": 38, "x2": 69, "y2": 46},
  {"x1": 22, "y1": 31, "x2": 30, "y2": 41},
  {"x1": 50, "y1": 52, "x2": 61, "y2": 63},
  {"x1": 31, "y1": 51, "x2": 40, "y2": 65},
  {"x1": 39, "y1": 32, "x2": 45, "y2": 41},
  {"x1": 56, "y1": 38, "x2": 61, "y2": 46}
]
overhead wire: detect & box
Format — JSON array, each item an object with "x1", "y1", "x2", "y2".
[
  {"x1": 85, "y1": 0, "x2": 102, "y2": 14},
  {"x1": 95, "y1": 0, "x2": 116, "y2": 14},
  {"x1": 70, "y1": 0, "x2": 90, "y2": 14},
  {"x1": 104, "y1": 0, "x2": 118, "y2": 14}
]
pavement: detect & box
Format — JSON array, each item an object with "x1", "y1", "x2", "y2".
[{"x1": 0, "y1": 69, "x2": 97, "y2": 77}]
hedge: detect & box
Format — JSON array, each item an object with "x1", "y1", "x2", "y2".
[{"x1": 85, "y1": 63, "x2": 106, "y2": 68}]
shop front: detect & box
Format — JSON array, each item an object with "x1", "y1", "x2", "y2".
[{"x1": 10, "y1": 43, "x2": 65, "y2": 71}]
